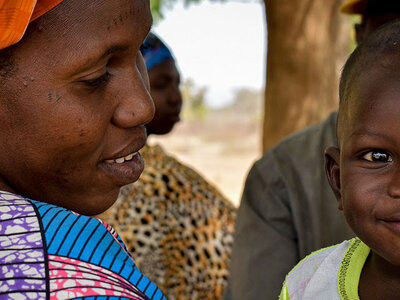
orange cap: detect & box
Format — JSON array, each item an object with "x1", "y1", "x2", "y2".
[
  {"x1": 340, "y1": 0, "x2": 368, "y2": 14},
  {"x1": 0, "y1": 0, "x2": 64, "y2": 50}
]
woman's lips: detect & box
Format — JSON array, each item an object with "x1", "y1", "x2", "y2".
[
  {"x1": 100, "y1": 151, "x2": 144, "y2": 186},
  {"x1": 168, "y1": 112, "x2": 180, "y2": 123}
]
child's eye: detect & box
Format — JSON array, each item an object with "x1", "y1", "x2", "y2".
[
  {"x1": 362, "y1": 150, "x2": 393, "y2": 162},
  {"x1": 81, "y1": 72, "x2": 112, "y2": 88}
]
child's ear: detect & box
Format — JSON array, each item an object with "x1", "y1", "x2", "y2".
[
  {"x1": 354, "y1": 23, "x2": 366, "y2": 45},
  {"x1": 324, "y1": 146, "x2": 343, "y2": 210}
]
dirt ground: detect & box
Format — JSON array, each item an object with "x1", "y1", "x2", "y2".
[{"x1": 148, "y1": 110, "x2": 262, "y2": 207}]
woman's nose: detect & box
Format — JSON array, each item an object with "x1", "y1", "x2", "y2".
[
  {"x1": 112, "y1": 67, "x2": 155, "y2": 129},
  {"x1": 168, "y1": 84, "x2": 183, "y2": 106}
]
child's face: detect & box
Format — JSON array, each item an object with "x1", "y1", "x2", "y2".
[{"x1": 326, "y1": 71, "x2": 400, "y2": 267}]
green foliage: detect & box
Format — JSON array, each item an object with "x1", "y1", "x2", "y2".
[
  {"x1": 180, "y1": 78, "x2": 209, "y2": 120},
  {"x1": 151, "y1": 0, "x2": 162, "y2": 22},
  {"x1": 151, "y1": 0, "x2": 174, "y2": 23}
]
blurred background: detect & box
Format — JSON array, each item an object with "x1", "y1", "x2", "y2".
[
  {"x1": 149, "y1": 0, "x2": 355, "y2": 206},
  {"x1": 149, "y1": 0, "x2": 265, "y2": 206}
]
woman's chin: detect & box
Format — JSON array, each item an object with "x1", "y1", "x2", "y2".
[{"x1": 72, "y1": 190, "x2": 121, "y2": 216}]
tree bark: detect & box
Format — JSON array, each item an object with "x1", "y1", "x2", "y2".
[{"x1": 262, "y1": 0, "x2": 351, "y2": 152}]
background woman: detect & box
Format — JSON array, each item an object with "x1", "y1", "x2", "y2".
[{"x1": 100, "y1": 33, "x2": 237, "y2": 300}]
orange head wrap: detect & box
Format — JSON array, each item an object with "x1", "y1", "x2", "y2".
[{"x1": 0, "y1": 0, "x2": 64, "y2": 50}]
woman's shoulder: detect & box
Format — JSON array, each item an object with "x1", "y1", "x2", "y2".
[
  {"x1": 0, "y1": 190, "x2": 165, "y2": 300},
  {"x1": 140, "y1": 143, "x2": 234, "y2": 206}
]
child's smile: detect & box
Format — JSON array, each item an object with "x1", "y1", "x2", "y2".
[{"x1": 328, "y1": 70, "x2": 400, "y2": 268}]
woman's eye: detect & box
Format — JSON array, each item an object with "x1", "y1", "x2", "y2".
[
  {"x1": 362, "y1": 150, "x2": 393, "y2": 162},
  {"x1": 82, "y1": 72, "x2": 112, "y2": 88},
  {"x1": 152, "y1": 81, "x2": 168, "y2": 90},
  {"x1": 140, "y1": 43, "x2": 149, "y2": 51}
]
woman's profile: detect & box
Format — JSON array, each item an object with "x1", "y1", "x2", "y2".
[{"x1": 0, "y1": 0, "x2": 164, "y2": 299}]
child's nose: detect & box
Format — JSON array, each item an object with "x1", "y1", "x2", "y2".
[{"x1": 387, "y1": 172, "x2": 400, "y2": 199}]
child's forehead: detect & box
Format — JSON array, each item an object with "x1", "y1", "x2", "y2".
[
  {"x1": 338, "y1": 20, "x2": 400, "y2": 144},
  {"x1": 359, "y1": 64, "x2": 400, "y2": 95},
  {"x1": 338, "y1": 66, "x2": 400, "y2": 142}
]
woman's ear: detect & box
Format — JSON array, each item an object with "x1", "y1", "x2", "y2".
[{"x1": 325, "y1": 146, "x2": 343, "y2": 210}]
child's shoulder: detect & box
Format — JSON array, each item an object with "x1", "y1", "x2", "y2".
[{"x1": 280, "y1": 238, "x2": 363, "y2": 300}]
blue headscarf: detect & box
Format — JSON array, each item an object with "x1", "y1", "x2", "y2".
[{"x1": 140, "y1": 32, "x2": 175, "y2": 70}]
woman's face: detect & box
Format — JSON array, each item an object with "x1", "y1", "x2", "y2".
[
  {"x1": 146, "y1": 59, "x2": 182, "y2": 135},
  {"x1": 0, "y1": 0, "x2": 154, "y2": 215}
]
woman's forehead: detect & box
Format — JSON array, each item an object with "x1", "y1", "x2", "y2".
[
  {"x1": 34, "y1": 0, "x2": 151, "y2": 37},
  {"x1": 13, "y1": 0, "x2": 151, "y2": 71}
]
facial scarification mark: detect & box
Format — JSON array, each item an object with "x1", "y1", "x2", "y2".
[
  {"x1": 106, "y1": 5, "x2": 136, "y2": 31},
  {"x1": 47, "y1": 90, "x2": 61, "y2": 102},
  {"x1": 56, "y1": 91, "x2": 61, "y2": 102}
]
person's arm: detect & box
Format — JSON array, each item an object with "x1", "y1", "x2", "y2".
[{"x1": 227, "y1": 157, "x2": 299, "y2": 300}]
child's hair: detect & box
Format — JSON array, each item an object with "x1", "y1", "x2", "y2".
[{"x1": 338, "y1": 19, "x2": 400, "y2": 140}]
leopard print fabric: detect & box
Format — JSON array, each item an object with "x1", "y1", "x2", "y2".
[{"x1": 98, "y1": 144, "x2": 237, "y2": 300}]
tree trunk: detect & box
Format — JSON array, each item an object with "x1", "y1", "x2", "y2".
[{"x1": 262, "y1": 0, "x2": 351, "y2": 152}]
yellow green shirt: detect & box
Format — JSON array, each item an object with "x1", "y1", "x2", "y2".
[{"x1": 280, "y1": 238, "x2": 369, "y2": 299}]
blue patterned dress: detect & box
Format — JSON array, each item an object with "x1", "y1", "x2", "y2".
[{"x1": 0, "y1": 190, "x2": 165, "y2": 300}]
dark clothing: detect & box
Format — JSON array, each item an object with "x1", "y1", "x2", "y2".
[{"x1": 225, "y1": 112, "x2": 354, "y2": 300}]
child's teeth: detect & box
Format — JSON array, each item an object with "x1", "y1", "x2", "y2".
[{"x1": 115, "y1": 158, "x2": 125, "y2": 163}]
